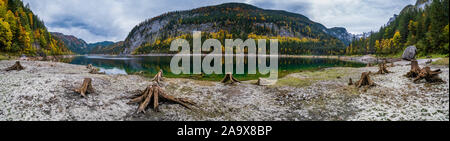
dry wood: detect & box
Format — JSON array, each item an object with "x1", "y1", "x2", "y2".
[
  {"x1": 87, "y1": 64, "x2": 105, "y2": 74},
  {"x1": 366, "y1": 63, "x2": 372, "y2": 67},
  {"x1": 413, "y1": 67, "x2": 445, "y2": 83},
  {"x1": 376, "y1": 61, "x2": 391, "y2": 74},
  {"x1": 355, "y1": 72, "x2": 376, "y2": 88},
  {"x1": 5, "y1": 61, "x2": 25, "y2": 71},
  {"x1": 221, "y1": 73, "x2": 240, "y2": 84},
  {"x1": 74, "y1": 78, "x2": 95, "y2": 97},
  {"x1": 152, "y1": 70, "x2": 164, "y2": 84},
  {"x1": 405, "y1": 60, "x2": 421, "y2": 78},
  {"x1": 128, "y1": 84, "x2": 195, "y2": 114},
  {"x1": 348, "y1": 78, "x2": 353, "y2": 86}
]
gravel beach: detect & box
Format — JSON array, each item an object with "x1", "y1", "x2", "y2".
[{"x1": 0, "y1": 59, "x2": 448, "y2": 121}]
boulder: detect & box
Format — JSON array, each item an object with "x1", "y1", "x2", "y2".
[{"x1": 402, "y1": 46, "x2": 417, "y2": 61}]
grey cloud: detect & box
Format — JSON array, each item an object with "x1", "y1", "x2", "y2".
[{"x1": 22, "y1": 0, "x2": 415, "y2": 43}]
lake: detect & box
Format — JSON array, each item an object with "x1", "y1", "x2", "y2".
[{"x1": 63, "y1": 55, "x2": 365, "y2": 81}]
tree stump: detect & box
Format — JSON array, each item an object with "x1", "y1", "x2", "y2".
[
  {"x1": 355, "y1": 72, "x2": 376, "y2": 88},
  {"x1": 74, "y1": 78, "x2": 95, "y2": 97},
  {"x1": 5, "y1": 61, "x2": 25, "y2": 71},
  {"x1": 87, "y1": 64, "x2": 105, "y2": 74},
  {"x1": 366, "y1": 63, "x2": 372, "y2": 67},
  {"x1": 153, "y1": 70, "x2": 164, "y2": 84},
  {"x1": 221, "y1": 73, "x2": 240, "y2": 84},
  {"x1": 413, "y1": 67, "x2": 444, "y2": 83},
  {"x1": 128, "y1": 84, "x2": 195, "y2": 114},
  {"x1": 376, "y1": 62, "x2": 391, "y2": 74},
  {"x1": 405, "y1": 60, "x2": 421, "y2": 78},
  {"x1": 348, "y1": 78, "x2": 353, "y2": 86}
]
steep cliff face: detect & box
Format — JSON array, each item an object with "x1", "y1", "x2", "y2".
[{"x1": 122, "y1": 3, "x2": 351, "y2": 55}]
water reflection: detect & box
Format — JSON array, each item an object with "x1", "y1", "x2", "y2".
[{"x1": 64, "y1": 55, "x2": 365, "y2": 80}]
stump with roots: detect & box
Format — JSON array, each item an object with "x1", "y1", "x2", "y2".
[
  {"x1": 413, "y1": 67, "x2": 445, "y2": 83},
  {"x1": 128, "y1": 84, "x2": 195, "y2": 114},
  {"x1": 87, "y1": 64, "x2": 105, "y2": 74},
  {"x1": 376, "y1": 62, "x2": 391, "y2": 74},
  {"x1": 74, "y1": 78, "x2": 95, "y2": 97},
  {"x1": 153, "y1": 70, "x2": 164, "y2": 84},
  {"x1": 5, "y1": 61, "x2": 25, "y2": 71},
  {"x1": 221, "y1": 73, "x2": 240, "y2": 84},
  {"x1": 355, "y1": 72, "x2": 376, "y2": 88},
  {"x1": 366, "y1": 63, "x2": 372, "y2": 67},
  {"x1": 405, "y1": 60, "x2": 421, "y2": 78}
]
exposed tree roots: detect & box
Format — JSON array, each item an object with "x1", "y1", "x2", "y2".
[
  {"x1": 405, "y1": 60, "x2": 422, "y2": 78},
  {"x1": 74, "y1": 78, "x2": 95, "y2": 97},
  {"x1": 87, "y1": 64, "x2": 105, "y2": 74},
  {"x1": 221, "y1": 73, "x2": 240, "y2": 84},
  {"x1": 128, "y1": 84, "x2": 195, "y2": 114},
  {"x1": 413, "y1": 67, "x2": 445, "y2": 83},
  {"x1": 5, "y1": 61, "x2": 25, "y2": 71},
  {"x1": 376, "y1": 62, "x2": 391, "y2": 74},
  {"x1": 355, "y1": 72, "x2": 376, "y2": 88}
]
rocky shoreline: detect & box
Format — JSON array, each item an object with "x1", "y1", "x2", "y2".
[{"x1": 0, "y1": 59, "x2": 448, "y2": 121}]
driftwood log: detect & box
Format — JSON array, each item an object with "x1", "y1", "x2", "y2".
[
  {"x1": 221, "y1": 73, "x2": 240, "y2": 84},
  {"x1": 74, "y1": 78, "x2": 95, "y2": 97},
  {"x1": 5, "y1": 61, "x2": 25, "y2": 71},
  {"x1": 376, "y1": 62, "x2": 391, "y2": 74},
  {"x1": 355, "y1": 72, "x2": 376, "y2": 88},
  {"x1": 153, "y1": 70, "x2": 164, "y2": 84},
  {"x1": 405, "y1": 60, "x2": 421, "y2": 78},
  {"x1": 413, "y1": 67, "x2": 444, "y2": 83},
  {"x1": 128, "y1": 84, "x2": 195, "y2": 114}
]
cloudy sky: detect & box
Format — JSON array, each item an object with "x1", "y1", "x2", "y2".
[{"x1": 23, "y1": 0, "x2": 416, "y2": 43}]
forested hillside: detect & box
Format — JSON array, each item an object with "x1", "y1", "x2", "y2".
[
  {"x1": 347, "y1": 0, "x2": 449, "y2": 57},
  {"x1": 0, "y1": 0, "x2": 71, "y2": 56},
  {"x1": 122, "y1": 3, "x2": 351, "y2": 55}
]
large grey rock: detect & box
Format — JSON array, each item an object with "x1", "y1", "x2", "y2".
[{"x1": 402, "y1": 46, "x2": 417, "y2": 61}]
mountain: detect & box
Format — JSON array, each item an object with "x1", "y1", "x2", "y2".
[
  {"x1": 326, "y1": 27, "x2": 352, "y2": 45},
  {"x1": 0, "y1": 0, "x2": 71, "y2": 56},
  {"x1": 51, "y1": 32, "x2": 119, "y2": 54},
  {"x1": 88, "y1": 41, "x2": 114, "y2": 48},
  {"x1": 51, "y1": 32, "x2": 88, "y2": 54},
  {"x1": 347, "y1": 0, "x2": 448, "y2": 56},
  {"x1": 122, "y1": 3, "x2": 350, "y2": 55}
]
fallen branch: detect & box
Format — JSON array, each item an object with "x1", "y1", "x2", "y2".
[
  {"x1": 74, "y1": 78, "x2": 95, "y2": 97},
  {"x1": 5, "y1": 61, "x2": 25, "y2": 71},
  {"x1": 128, "y1": 84, "x2": 195, "y2": 114}
]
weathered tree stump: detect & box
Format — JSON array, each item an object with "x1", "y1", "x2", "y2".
[
  {"x1": 348, "y1": 78, "x2": 353, "y2": 86},
  {"x1": 355, "y1": 72, "x2": 376, "y2": 88},
  {"x1": 366, "y1": 63, "x2": 372, "y2": 67},
  {"x1": 152, "y1": 70, "x2": 164, "y2": 84},
  {"x1": 128, "y1": 84, "x2": 195, "y2": 114},
  {"x1": 376, "y1": 62, "x2": 391, "y2": 74},
  {"x1": 5, "y1": 61, "x2": 25, "y2": 71},
  {"x1": 74, "y1": 78, "x2": 95, "y2": 97},
  {"x1": 221, "y1": 73, "x2": 240, "y2": 84},
  {"x1": 405, "y1": 60, "x2": 421, "y2": 78},
  {"x1": 413, "y1": 67, "x2": 445, "y2": 83},
  {"x1": 87, "y1": 64, "x2": 105, "y2": 74}
]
